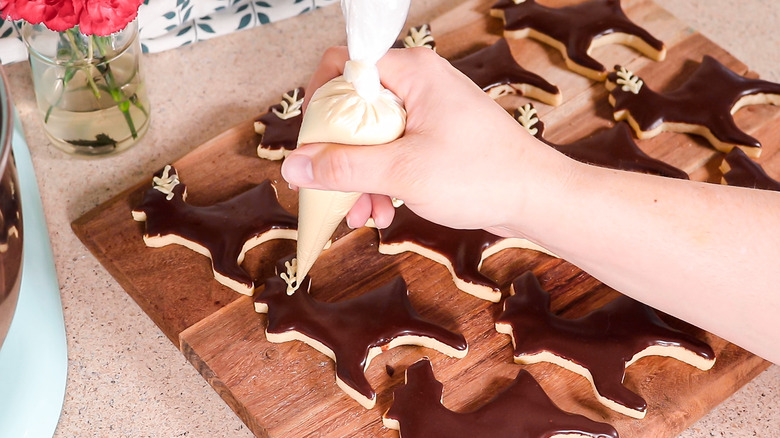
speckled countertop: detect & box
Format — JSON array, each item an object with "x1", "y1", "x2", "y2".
[{"x1": 3, "y1": 0, "x2": 778, "y2": 436}]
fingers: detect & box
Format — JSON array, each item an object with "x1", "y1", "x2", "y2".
[
  {"x1": 282, "y1": 140, "x2": 405, "y2": 197},
  {"x1": 345, "y1": 194, "x2": 396, "y2": 229},
  {"x1": 346, "y1": 194, "x2": 373, "y2": 228},
  {"x1": 369, "y1": 194, "x2": 396, "y2": 228}
]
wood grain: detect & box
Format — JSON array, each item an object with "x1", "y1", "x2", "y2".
[{"x1": 73, "y1": 0, "x2": 777, "y2": 436}]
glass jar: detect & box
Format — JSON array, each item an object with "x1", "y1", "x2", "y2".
[{"x1": 20, "y1": 20, "x2": 151, "y2": 156}]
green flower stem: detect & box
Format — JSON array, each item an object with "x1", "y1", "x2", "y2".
[
  {"x1": 92, "y1": 36, "x2": 140, "y2": 140},
  {"x1": 102, "y1": 62, "x2": 138, "y2": 139},
  {"x1": 63, "y1": 29, "x2": 101, "y2": 100}
]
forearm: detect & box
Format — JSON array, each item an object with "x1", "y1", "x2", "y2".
[
  {"x1": 285, "y1": 47, "x2": 780, "y2": 363},
  {"x1": 514, "y1": 154, "x2": 780, "y2": 363}
]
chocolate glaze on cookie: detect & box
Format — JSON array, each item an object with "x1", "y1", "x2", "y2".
[
  {"x1": 496, "y1": 272, "x2": 715, "y2": 418},
  {"x1": 255, "y1": 88, "x2": 304, "y2": 156},
  {"x1": 255, "y1": 259, "x2": 468, "y2": 408},
  {"x1": 379, "y1": 204, "x2": 504, "y2": 298},
  {"x1": 383, "y1": 358, "x2": 618, "y2": 438},
  {"x1": 491, "y1": 0, "x2": 665, "y2": 79},
  {"x1": 721, "y1": 147, "x2": 780, "y2": 191},
  {"x1": 514, "y1": 104, "x2": 688, "y2": 179},
  {"x1": 451, "y1": 38, "x2": 560, "y2": 105},
  {"x1": 607, "y1": 56, "x2": 780, "y2": 156},
  {"x1": 132, "y1": 165, "x2": 298, "y2": 295}
]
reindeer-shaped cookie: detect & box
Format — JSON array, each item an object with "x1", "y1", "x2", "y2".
[
  {"x1": 451, "y1": 38, "x2": 561, "y2": 106},
  {"x1": 513, "y1": 103, "x2": 688, "y2": 179},
  {"x1": 606, "y1": 56, "x2": 780, "y2": 157},
  {"x1": 383, "y1": 358, "x2": 618, "y2": 438},
  {"x1": 378, "y1": 203, "x2": 555, "y2": 302},
  {"x1": 254, "y1": 87, "x2": 305, "y2": 160},
  {"x1": 254, "y1": 258, "x2": 468, "y2": 409},
  {"x1": 491, "y1": 0, "x2": 666, "y2": 80},
  {"x1": 496, "y1": 271, "x2": 715, "y2": 419},
  {"x1": 132, "y1": 165, "x2": 297, "y2": 295}
]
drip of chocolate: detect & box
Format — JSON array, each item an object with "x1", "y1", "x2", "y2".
[
  {"x1": 720, "y1": 147, "x2": 780, "y2": 191},
  {"x1": 606, "y1": 56, "x2": 780, "y2": 157},
  {"x1": 491, "y1": 0, "x2": 665, "y2": 79},
  {"x1": 496, "y1": 271, "x2": 716, "y2": 418},
  {"x1": 383, "y1": 358, "x2": 618, "y2": 438},
  {"x1": 451, "y1": 38, "x2": 561, "y2": 106},
  {"x1": 254, "y1": 87, "x2": 305, "y2": 159},
  {"x1": 254, "y1": 258, "x2": 468, "y2": 408},
  {"x1": 514, "y1": 104, "x2": 688, "y2": 179},
  {"x1": 132, "y1": 165, "x2": 297, "y2": 295},
  {"x1": 378, "y1": 204, "x2": 553, "y2": 302}
]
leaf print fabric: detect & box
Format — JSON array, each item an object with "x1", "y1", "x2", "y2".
[{"x1": 0, "y1": 0, "x2": 338, "y2": 64}]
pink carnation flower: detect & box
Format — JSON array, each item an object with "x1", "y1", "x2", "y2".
[{"x1": 0, "y1": 0, "x2": 144, "y2": 35}]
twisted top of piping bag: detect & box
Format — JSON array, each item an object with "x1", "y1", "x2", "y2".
[{"x1": 342, "y1": 0, "x2": 411, "y2": 101}]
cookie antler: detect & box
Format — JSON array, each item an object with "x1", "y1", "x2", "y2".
[
  {"x1": 150, "y1": 164, "x2": 184, "y2": 201},
  {"x1": 272, "y1": 88, "x2": 304, "y2": 120},
  {"x1": 513, "y1": 103, "x2": 544, "y2": 138}
]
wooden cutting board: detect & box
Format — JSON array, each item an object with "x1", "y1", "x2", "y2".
[{"x1": 72, "y1": 0, "x2": 777, "y2": 436}]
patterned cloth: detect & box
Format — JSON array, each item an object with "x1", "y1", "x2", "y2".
[{"x1": 0, "y1": 0, "x2": 338, "y2": 64}]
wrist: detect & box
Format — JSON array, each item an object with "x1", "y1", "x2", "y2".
[{"x1": 493, "y1": 137, "x2": 581, "y2": 241}]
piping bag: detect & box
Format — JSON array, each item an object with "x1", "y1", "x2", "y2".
[{"x1": 292, "y1": 0, "x2": 410, "y2": 290}]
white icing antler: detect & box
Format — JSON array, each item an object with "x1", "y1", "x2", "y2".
[
  {"x1": 272, "y1": 88, "x2": 304, "y2": 120},
  {"x1": 280, "y1": 258, "x2": 299, "y2": 295},
  {"x1": 515, "y1": 104, "x2": 540, "y2": 136},
  {"x1": 403, "y1": 24, "x2": 434, "y2": 49},
  {"x1": 152, "y1": 165, "x2": 180, "y2": 201},
  {"x1": 616, "y1": 66, "x2": 644, "y2": 94}
]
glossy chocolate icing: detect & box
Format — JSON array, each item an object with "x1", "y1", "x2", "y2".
[
  {"x1": 255, "y1": 260, "x2": 467, "y2": 405},
  {"x1": 607, "y1": 56, "x2": 780, "y2": 152},
  {"x1": 514, "y1": 105, "x2": 688, "y2": 179},
  {"x1": 492, "y1": 0, "x2": 664, "y2": 76},
  {"x1": 378, "y1": 204, "x2": 505, "y2": 294},
  {"x1": 497, "y1": 272, "x2": 715, "y2": 416},
  {"x1": 384, "y1": 358, "x2": 618, "y2": 438},
  {"x1": 722, "y1": 147, "x2": 780, "y2": 191},
  {"x1": 132, "y1": 165, "x2": 297, "y2": 292},
  {"x1": 451, "y1": 38, "x2": 559, "y2": 98},
  {"x1": 255, "y1": 87, "x2": 304, "y2": 153}
]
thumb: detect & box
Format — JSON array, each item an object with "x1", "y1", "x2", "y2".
[{"x1": 281, "y1": 141, "x2": 403, "y2": 196}]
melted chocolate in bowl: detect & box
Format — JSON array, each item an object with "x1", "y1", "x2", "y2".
[{"x1": 0, "y1": 66, "x2": 24, "y2": 350}]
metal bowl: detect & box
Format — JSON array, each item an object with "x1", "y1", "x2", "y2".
[{"x1": 0, "y1": 65, "x2": 24, "y2": 350}]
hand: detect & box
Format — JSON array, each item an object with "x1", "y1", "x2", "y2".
[
  {"x1": 281, "y1": 46, "x2": 571, "y2": 235},
  {"x1": 281, "y1": 47, "x2": 780, "y2": 364}
]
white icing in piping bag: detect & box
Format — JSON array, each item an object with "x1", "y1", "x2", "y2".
[{"x1": 293, "y1": 0, "x2": 410, "y2": 289}]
